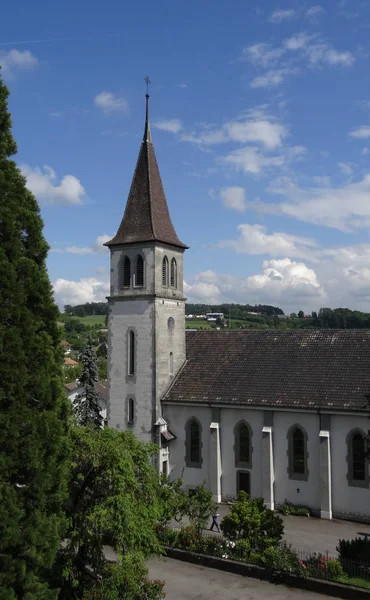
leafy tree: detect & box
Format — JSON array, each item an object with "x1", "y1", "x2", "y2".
[
  {"x1": 0, "y1": 73, "x2": 70, "y2": 598},
  {"x1": 74, "y1": 341, "x2": 102, "y2": 428},
  {"x1": 297, "y1": 310, "x2": 304, "y2": 318},
  {"x1": 64, "y1": 364, "x2": 83, "y2": 384},
  {"x1": 185, "y1": 482, "x2": 215, "y2": 533},
  {"x1": 52, "y1": 426, "x2": 165, "y2": 600},
  {"x1": 220, "y1": 492, "x2": 284, "y2": 552},
  {"x1": 97, "y1": 356, "x2": 107, "y2": 380}
]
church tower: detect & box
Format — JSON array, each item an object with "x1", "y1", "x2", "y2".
[{"x1": 105, "y1": 89, "x2": 188, "y2": 444}]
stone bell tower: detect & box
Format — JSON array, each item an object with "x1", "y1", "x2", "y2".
[{"x1": 105, "y1": 86, "x2": 188, "y2": 444}]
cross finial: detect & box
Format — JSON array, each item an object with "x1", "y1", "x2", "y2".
[{"x1": 144, "y1": 75, "x2": 151, "y2": 96}]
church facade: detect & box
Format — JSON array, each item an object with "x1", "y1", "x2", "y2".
[{"x1": 106, "y1": 94, "x2": 370, "y2": 523}]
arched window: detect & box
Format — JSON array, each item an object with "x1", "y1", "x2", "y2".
[
  {"x1": 185, "y1": 418, "x2": 202, "y2": 468},
  {"x1": 234, "y1": 421, "x2": 252, "y2": 468},
  {"x1": 168, "y1": 317, "x2": 175, "y2": 330},
  {"x1": 287, "y1": 425, "x2": 308, "y2": 481},
  {"x1": 170, "y1": 258, "x2": 177, "y2": 288},
  {"x1": 135, "y1": 255, "x2": 144, "y2": 287},
  {"x1": 123, "y1": 257, "x2": 131, "y2": 287},
  {"x1": 169, "y1": 351, "x2": 174, "y2": 376},
  {"x1": 162, "y1": 256, "x2": 169, "y2": 286},
  {"x1": 128, "y1": 330, "x2": 135, "y2": 375},
  {"x1": 347, "y1": 429, "x2": 368, "y2": 487},
  {"x1": 128, "y1": 398, "x2": 134, "y2": 424}
]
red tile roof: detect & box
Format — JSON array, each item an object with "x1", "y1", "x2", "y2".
[{"x1": 64, "y1": 357, "x2": 79, "y2": 366}]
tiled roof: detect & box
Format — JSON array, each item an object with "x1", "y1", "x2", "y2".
[
  {"x1": 64, "y1": 357, "x2": 79, "y2": 366},
  {"x1": 163, "y1": 330, "x2": 370, "y2": 412},
  {"x1": 61, "y1": 340, "x2": 71, "y2": 346},
  {"x1": 105, "y1": 96, "x2": 187, "y2": 250},
  {"x1": 64, "y1": 380, "x2": 108, "y2": 402}
]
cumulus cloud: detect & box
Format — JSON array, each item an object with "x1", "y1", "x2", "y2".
[
  {"x1": 305, "y1": 5, "x2": 325, "y2": 18},
  {"x1": 269, "y1": 9, "x2": 297, "y2": 23},
  {"x1": 220, "y1": 187, "x2": 246, "y2": 212},
  {"x1": 220, "y1": 224, "x2": 318, "y2": 259},
  {"x1": 350, "y1": 126, "x2": 370, "y2": 139},
  {"x1": 53, "y1": 277, "x2": 109, "y2": 309},
  {"x1": 154, "y1": 119, "x2": 182, "y2": 133},
  {"x1": 0, "y1": 49, "x2": 39, "y2": 77},
  {"x1": 223, "y1": 144, "x2": 305, "y2": 175},
  {"x1": 251, "y1": 174, "x2": 370, "y2": 231},
  {"x1": 185, "y1": 260, "x2": 324, "y2": 311},
  {"x1": 55, "y1": 234, "x2": 112, "y2": 255},
  {"x1": 21, "y1": 164, "x2": 85, "y2": 205},
  {"x1": 250, "y1": 68, "x2": 299, "y2": 88},
  {"x1": 94, "y1": 91, "x2": 129, "y2": 114},
  {"x1": 179, "y1": 108, "x2": 288, "y2": 150},
  {"x1": 338, "y1": 162, "x2": 354, "y2": 175},
  {"x1": 243, "y1": 43, "x2": 285, "y2": 67}
]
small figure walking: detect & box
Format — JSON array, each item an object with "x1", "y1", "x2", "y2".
[{"x1": 210, "y1": 508, "x2": 220, "y2": 532}]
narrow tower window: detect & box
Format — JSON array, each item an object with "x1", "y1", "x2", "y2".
[
  {"x1": 169, "y1": 351, "x2": 174, "y2": 375},
  {"x1": 128, "y1": 330, "x2": 135, "y2": 375},
  {"x1": 162, "y1": 256, "x2": 169, "y2": 286},
  {"x1": 170, "y1": 258, "x2": 177, "y2": 288},
  {"x1": 123, "y1": 257, "x2": 131, "y2": 287},
  {"x1": 135, "y1": 255, "x2": 144, "y2": 287},
  {"x1": 128, "y1": 398, "x2": 134, "y2": 424}
]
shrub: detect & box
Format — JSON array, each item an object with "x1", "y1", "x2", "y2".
[
  {"x1": 281, "y1": 502, "x2": 311, "y2": 517},
  {"x1": 260, "y1": 543, "x2": 306, "y2": 576},
  {"x1": 338, "y1": 537, "x2": 370, "y2": 579},
  {"x1": 220, "y1": 491, "x2": 284, "y2": 552}
]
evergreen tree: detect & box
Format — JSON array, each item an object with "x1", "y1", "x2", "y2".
[
  {"x1": 73, "y1": 340, "x2": 103, "y2": 428},
  {"x1": 0, "y1": 73, "x2": 70, "y2": 598}
]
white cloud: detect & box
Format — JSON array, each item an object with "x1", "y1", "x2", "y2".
[
  {"x1": 185, "y1": 260, "x2": 324, "y2": 311},
  {"x1": 223, "y1": 144, "x2": 305, "y2": 175},
  {"x1": 363, "y1": 148, "x2": 369, "y2": 155},
  {"x1": 53, "y1": 277, "x2": 109, "y2": 309},
  {"x1": 243, "y1": 43, "x2": 285, "y2": 67},
  {"x1": 254, "y1": 174, "x2": 370, "y2": 231},
  {"x1": 350, "y1": 126, "x2": 370, "y2": 139},
  {"x1": 284, "y1": 32, "x2": 316, "y2": 51},
  {"x1": 269, "y1": 9, "x2": 296, "y2": 23},
  {"x1": 306, "y1": 44, "x2": 355, "y2": 67},
  {"x1": 0, "y1": 49, "x2": 39, "y2": 77},
  {"x1": 305, "y1": 5, "x2": 325, "y2": 18},
  {"x1": 94, "y1": 91, "x2": 129, "y2": 114},
  {"x1": 313, "y1": 175, "x2": 331, "y2": 186},
  {"x1": 21, "y1": 164, "x2": 85, "y2": 205},
  {"x1": 65, "y1": 246, "x2": 93, "y2": 255},
  {"x1": 180, "y1": 110, "x2": 288, "y2": 149},
  {"x1": 338, "y1": 162, "x2": 354, "y2": 175},
  {"x1": 250, "y1": 68, "x2": 298, "y2": 88},
  {"x1": 49, "y1": 111, "x2": 65, "y2": 118},
  {"x1": 220, "y1": 224, "x2": 318, "y2": 259},
  {"x1": 220, "y1": 187, "x2": 246, "y2": 212},
  {"x1": 154, "y1": 119, "x2": 182, "y2": 133},
  {"x1": 92, "y1": 234, "x2": 112, "y2": 253},
  {"x1": 177, "y1": 82, "x2": 188, "y2": 88}
]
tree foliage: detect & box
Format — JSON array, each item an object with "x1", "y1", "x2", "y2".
[
  {"x1": 74, "y1": 341, "x2": 102, "y2": 428},
  {"x1": 0, "y1": 73, "x2": 70, "y2": 598},
  {"x1": 220, "y1": 492, "x2": 284, "y2": 552},
  {"x1": 158, "y1": 478, "x2": 215, "y2": 533},
  {"x1": 52, "y1": 427, "x2": 164, "y2": 600}
]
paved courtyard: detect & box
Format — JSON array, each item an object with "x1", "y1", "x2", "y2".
[
  {"x1": 148, "y1": 557, "x2": 328, "y2": 600},
  {"x1": 205, "y1": 504, "x2": 370, "y2": 556}
]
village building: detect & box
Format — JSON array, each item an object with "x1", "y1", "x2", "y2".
[{"x1": 105, "y1": 92, "x2": 370, "y2": 523}]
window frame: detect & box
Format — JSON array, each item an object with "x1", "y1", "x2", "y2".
[
  {"x1": 287, "y1": 424, "x2": 309, "y2": 481},
  {"x1": 234, "y1": 420, "x2": 253, "y2": 469},
  {"x1": 128, "y1": 330, "x2": 135, "y2": 376},
  {"x1": 346, "y1": 428, "x2": 369, "y2": 488},
  {"x1": 128, "y1": 397, "x2": 135, "y2": 425},
  {"x1": 185, "y1": 417, "x2": 202, "y2": 468},
  {"x1": 122, "y1": 256, "x2": 131, "y2": 288},
  {"x1": 170, "y1": 257, "x2": 177, "y2": 288},
  {"x1": 134, "y1": 254, "x2": 144, "y2": 288},
  {"x1": 162, "y1": 256, "x2": 169, "y2": 287}
]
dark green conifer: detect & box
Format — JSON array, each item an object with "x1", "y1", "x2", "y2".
[
  {"x1": 0, "y1": 72, "x2": 70, "y2": 598},
  {"x1": 74, "y1": 340, "x2": 103, "y2": 428}
]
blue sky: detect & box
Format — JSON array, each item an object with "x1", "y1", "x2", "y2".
[{"x1": 2, "y1": 0, "x2": 370, "y2": 313}]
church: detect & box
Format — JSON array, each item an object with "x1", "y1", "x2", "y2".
[{"x1": 105, "y1": 92, "x2": 370, "y2": 523}]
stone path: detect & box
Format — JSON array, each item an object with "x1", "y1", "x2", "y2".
[{"x1": 148, "y1": 556, "x2": 329, "y2": 600}]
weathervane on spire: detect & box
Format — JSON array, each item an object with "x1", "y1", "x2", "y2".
[{"x1": 144, "y1": 75, "x2": 151, "y2": 96}]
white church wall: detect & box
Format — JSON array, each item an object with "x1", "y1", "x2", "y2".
[
  {"x1": 163, "y1": 404, "x2": 212, "y2": 489},
  {"x1": 330, "y1": 414, "x2": 370, "y2": 519},
  {"x1": 273, "y1": 411, "x2": 321, "y2": 511},
  {"x1": 220, "y1": 408, "x2": 264, "y2": 499},
  {"x1": 108, "y1": 298, "x2": 154, "y2": 442}
]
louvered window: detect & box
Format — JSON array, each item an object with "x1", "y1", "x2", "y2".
[
  {"x1": 170, "y1": 258, "x2": 177, "y2": 287},
  {"x1": 135, "y1": 255, "x2": 144, "y2": 287},
  {"x1": 162, "y1": 256, "x2": 169, "y2": 286},
  {"x1": 123, "y1": 257, "x2": 131, "y2": 287}
]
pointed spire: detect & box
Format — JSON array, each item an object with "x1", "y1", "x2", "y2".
[{"x1": 105, "y1": 82, "x2": 188, "y2": 250}]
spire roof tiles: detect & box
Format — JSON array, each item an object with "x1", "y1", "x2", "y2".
[{"x1": 105, "y1": 94, "x2": 188, "y2": 249}]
